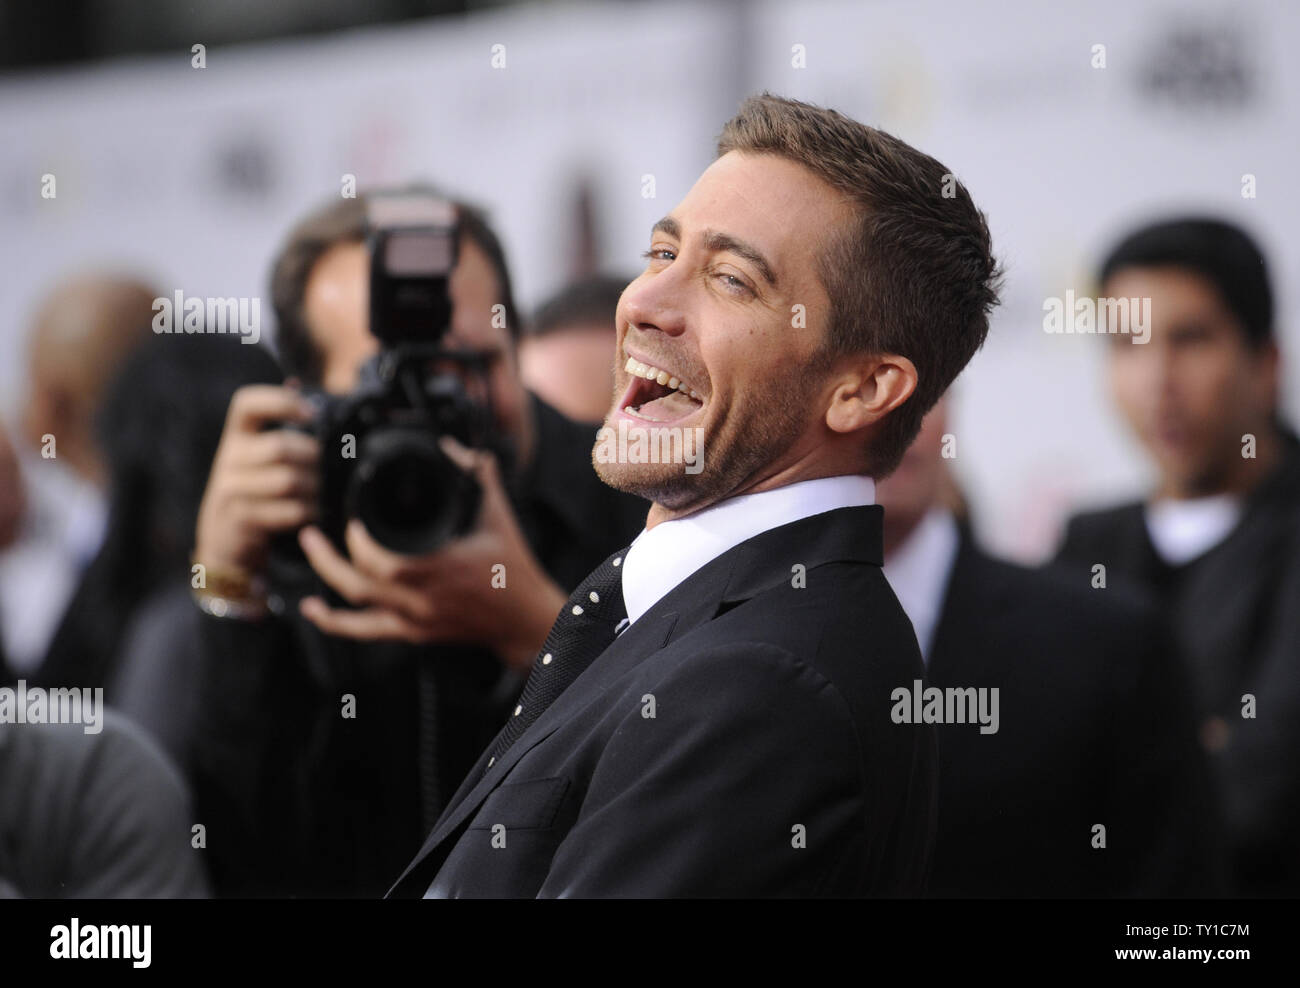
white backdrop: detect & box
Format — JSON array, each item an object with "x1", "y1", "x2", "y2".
[{"x1": 3, "y1": 0, "x2": 1297, "y2": 561}]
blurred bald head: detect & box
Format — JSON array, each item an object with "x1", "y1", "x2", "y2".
[{"x1": 21, "y1": 273, "x2": 158, "y2": 487}]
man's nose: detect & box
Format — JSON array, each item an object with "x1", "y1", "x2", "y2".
[
  {"x1": 1151, "y1": 341, "x2": 1183, "y2": 401},
  {"x1": 620, "y1": 268, "x2": 688, "y2": 339}
]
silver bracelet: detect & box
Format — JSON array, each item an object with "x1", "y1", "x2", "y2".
[{"x1": 192, "y1": 588, "x2": 270, "y2": 621}]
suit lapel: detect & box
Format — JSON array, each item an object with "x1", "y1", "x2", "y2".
[{"x1": 387, "y1": 606, "x2": 681, "y2": 894}]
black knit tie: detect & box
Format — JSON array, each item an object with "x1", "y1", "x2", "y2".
[{"x1": 484, "y1": 547, "x2": 630, "y2": 772}]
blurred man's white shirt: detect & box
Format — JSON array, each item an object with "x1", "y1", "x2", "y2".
[
  {"x1": 1144, "y1": 494, "x2": 1242, "y2": 566},
  {"x1": 0, "y1": 451, "x2": 106, "y2": 674},
  {"x1": 882, "y1": 507, "x2": 961, "y2": 665}
]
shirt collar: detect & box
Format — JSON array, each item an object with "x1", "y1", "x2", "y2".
[
  {"x1": 1143, "y1": 493, "x2": 1243, "y2": 566},
  {"x1": 621, "y1": 475, "x2": 876, "y2": 625}
]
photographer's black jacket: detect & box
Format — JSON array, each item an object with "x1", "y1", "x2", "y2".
[{"x1": 189, "y1": 395, "x2": 648, "y2": 897}]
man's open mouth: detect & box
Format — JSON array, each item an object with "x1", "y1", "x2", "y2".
[{"x1": 619, "y1": 356, "x2": 705, "y2": 423}]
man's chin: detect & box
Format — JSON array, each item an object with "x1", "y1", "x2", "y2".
[{"x1": 592, "y1": 458, "x2": 701, "y2": 509}]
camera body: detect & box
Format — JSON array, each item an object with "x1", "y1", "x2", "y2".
[
  {"x1": 304, "y1": 344, "x2": 486, "y2": 556},
  {"x1": 267, "y1": 193, "x2": 493, "y2": 602}
]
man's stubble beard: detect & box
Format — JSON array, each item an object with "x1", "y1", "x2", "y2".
[{"x1": 592, "y1": 369, "x2": 823, "y2": 513}]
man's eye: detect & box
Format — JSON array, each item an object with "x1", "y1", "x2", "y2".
[
  {"x1": 716, "y1": 272, "x2": 753, "y2": 297},
  {"x1": 641, "y1": 248, "x2": 676, "y2": 263},
  {"x1": 1169, "y1": 326, "x2": 1213, "y2": 347}
]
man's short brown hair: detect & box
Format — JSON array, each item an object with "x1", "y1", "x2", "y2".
[
  {"x1": 269, "y1": 185, "x2": 519, "y2": 386},
  {"x1": 717, "y1": 93, "x2": 1001, "y2": 477}
]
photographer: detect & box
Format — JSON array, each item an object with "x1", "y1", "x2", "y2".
[{"x1": 189, "y1": 189, "x2": 647, "y2": 897}]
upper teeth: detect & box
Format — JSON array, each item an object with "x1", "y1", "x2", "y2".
[{"x1": 625, "y1": 357, "x2": 701, "y2": 401}]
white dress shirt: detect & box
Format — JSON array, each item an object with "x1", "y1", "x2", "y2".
[
  {"x1": 880, "y1": 507, "x2": 961, "y2": 665},
  {"x1": 1143, "y1": 493, "x2": 1242, "y2": 566},
  {"x1": 620, "y1": 475, "x2": 877, "y2": 625},
  {"x1": 0, "y1": 452, "x2": 107, "y2": 673}
]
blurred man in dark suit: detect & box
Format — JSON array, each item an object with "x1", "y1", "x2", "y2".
[
  {"x1": 0, "y1": 274, "x2": 155, "y2": 683},
  {"x1": 1055, "y1": 217, "x2": 1300, "y2": 896},
  {"x1": 879, "y1": 398, "x2": 1224, "y2": 896}
]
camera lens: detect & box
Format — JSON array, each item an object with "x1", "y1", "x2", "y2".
[{"x1": 348, "y1": 427, "x2": 480, "y2": 554}]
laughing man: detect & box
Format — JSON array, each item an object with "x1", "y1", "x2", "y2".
[{"x1": 378, "y1": 93, "x2": 1002, "y2": 897}]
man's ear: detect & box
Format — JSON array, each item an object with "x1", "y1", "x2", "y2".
[
  {"x1": 825, "y1": 354, "x2": 917, "y2": 435},
  {"x1": 1253, "y1": 339, "x2": 1281, "y2": 419}
]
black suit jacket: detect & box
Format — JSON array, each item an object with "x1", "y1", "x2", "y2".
[
  {"x1": 1055, "y1": 428, "x2": 1300, "y2": 896},
  {"x1": 925, "y1": 536, "x2": 1224, "y2": 897},
  {"x1": 389, "y1": 504, "x2": 938, "y2": 898}
]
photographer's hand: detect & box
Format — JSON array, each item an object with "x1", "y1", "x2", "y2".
[
  {"x1": 194, "y1": 384, "x2": 320, "y2": 581},
  {"x1": 297, "y1": 438, "x2": 566, "y2": 672}
]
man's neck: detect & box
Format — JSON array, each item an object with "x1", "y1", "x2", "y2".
[
  {"x1": 509, "y1": 395, "x2": 537, "y2": 477},
  {"x1": 882, "y1": 511, "x2": 923, "y2": 560},
  {"x1": 646, "y1": 453, "x2": 867, "y2": 530}
]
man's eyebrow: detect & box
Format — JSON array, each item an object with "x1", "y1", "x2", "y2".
[
  {"x1": 649, "y1": 216, "x2": 778, "y2": 288},
  {"x1": 702, "y1": 229, "x2": 777, "y2": 288},
  {"x1": 651, "y1": 215, "x2": 680, "y2": 239}
]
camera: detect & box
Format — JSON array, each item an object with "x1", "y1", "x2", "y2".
[{"x1": 267, "y1": 193, "x2": 494, "y2": 601}]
